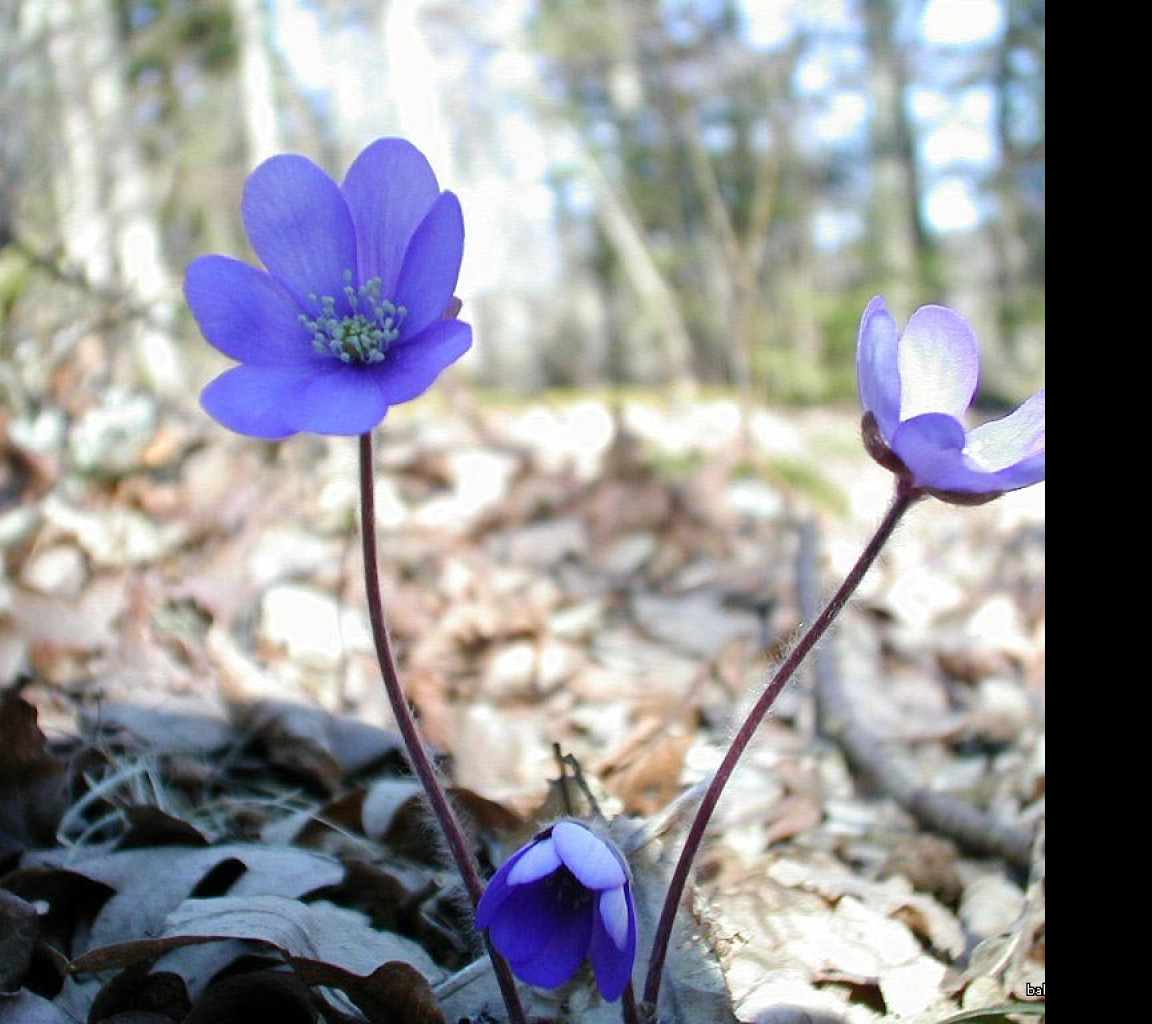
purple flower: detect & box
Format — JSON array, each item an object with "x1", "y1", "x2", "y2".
[
  {"x1": 857, "y1": 296, "x2": 1045, "y2": 499},
  {"x1": 185, "y1": 138, "x2": 470, "y2": 438},
  {"x1": 475, "y1": 820, "x2": 638, "y2": 1001}
]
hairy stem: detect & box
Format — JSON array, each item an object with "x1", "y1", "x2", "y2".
[
  {"x1": 359, "y1": 432, "x2": 527, "y2": 1024},
  {"x1": 641, "y1": 481, "x2": 920, "y2": 1013}
]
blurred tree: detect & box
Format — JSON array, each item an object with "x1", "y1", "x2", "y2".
[{"x1": 990, "y1": 0, "x2": 1044, "y2": 367}]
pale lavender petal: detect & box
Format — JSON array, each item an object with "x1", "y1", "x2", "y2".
[
  {"x1": 891, "y1": 413, "x2": 1001, "y2": 494},
  {"x1": 596, "y1": 886, "x2": 630, "y2": 950},
  {"x1": 185, "y1": 255, "x2": 317, "y2": 365},
  {"x1": 370, "y1": 320, "x2": 471, "y2": 407},
  {"x1": 507, "y1": 837, "x2": 561, "y2": 885},
  {"x1": 393, "y1": 192, "x2": 464, "y2": 339},
  {"x1": 200, "y1": 364, "x2": 315, "y2": 439},
  {"x1": 589, "y1": 885, "x2": 637, "y2": 1001},
  {"x1": 342, "y1": 138, "x2": 441, "y2": 296},
  {"x1": 897, "y1": 305, "x2": 980, "y2": 421},
  {"x1": 963, "y1": 389, "x2": 1045, "y2": 472},
  {"x1": 984, "y1": 450, "x2": 1045, "y2": 492},
  {"x1": 290, "y1": 366, "x2": 392, "y2": 436},
  {"x1": 475, "y1": 842, "x2": 536, "y2": 930},
  {"x1": 242, "y1": 154, "x2": 357, "y2": 311},
  {"x1": 552, "y1": 822, "x2": 625, "y2": 890},
  {"x1": 856, "y1": 295, "x2": 901, "y2": 439}
]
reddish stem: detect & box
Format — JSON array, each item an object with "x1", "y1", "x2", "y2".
[
  {"x1": 640, "y1": 482, "x2": 920, "y2": 1014},
  {"x1": 359, "y1": 432, "x2": 527, "y2": 1024}
]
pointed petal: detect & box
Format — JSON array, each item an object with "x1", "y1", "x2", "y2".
[
  {"x1": 185, "y1": 255, "x2": 316, "y2": 365},
  {"x1": 897, "y1": 304, "x2": 980, "y2": 421},
  {"x1": 200, "y1": 364, "x2": 315, "y2": 439},
  {"x1": 371, "y1": 320, "x2": 471, "y2": 406},
  {"x1": 393, "y1": 191, "x2": 464, "y2": 339},
  {"x1": 856, "y1": 295, "x2": 901, "y2": 440},
  {"x1": 290, "y1": 366, "x2": 392, "y2": 435},
  {"x1": 892, "y1": 413, "x2": 1000, "y2": 494},
  {"x1": 964, "y1": 389, "x2": 1045, "y2": 471},
  {"x1": 507, "y1": 837, "x2": 561, "y2": 885},
  {"x1": 552, "y1": 822, "x2": 626, "y2": 890},
  {"x1": 475, "y1": 842, "x2": 536, "y2": 930},
  {"x1": 589, "y1": 885, "x2": 637, "y2": 1001},
  {"x1": 341, "y1": 138, "x2": 441, "y2": 295},
  {"x1": 242, "y1": 154, "x2": 357, "y2": 310}
]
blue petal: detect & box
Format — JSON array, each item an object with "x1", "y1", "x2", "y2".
[
  {"x1": 242, "y1": 154, "x2": 357, "y2": 311},
  {"x1": 200, "y1": 364, "x2": 316, "y2": 439},
  {"x1": 856, "y1": 295, "x2": 901, "y2": 440},
  {"x1": 342, "y1": 138, "x2": 441, "y2": 296},
  {"x1": 475, "y1": 841, "x2": 537, "y2": 930},
  {"x1": 185, "y1": 255, "x2": 316, "y2": 365},
  {"x1": 393, "y1": 192, "x2": 465, "y2": 339},
  {"x1": 891, "y1": 413, "x2": 1000, "y2": 493},
  {"x1": 985, "y1": 450, "x2": 1045, "y2": 492},
  {"x1": 897, "y1": 305, "x2": 980, "y2": 421},
  {"x1": 497, "y1": 886, "x2": 595, "y2": 990},
  {"x1": 552, "y1": 821, "x2": 626, "y2": 890},
  {"x1": 290, "y1": 365, "x2": 392, "y2": 435},
  {"x1": 372, "y1": 320, "x2": 471, "y2": 406},
  {"x1": 589, "y1": 885, "x2": 637, "y2": 1001},
  {"x1": 511, "y1": 909, "x2": 594, "y2": 990},
  {"x1": 487, "y1": 879, "x2": 581, "y2": 967}
]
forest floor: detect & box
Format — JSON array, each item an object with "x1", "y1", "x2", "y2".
[{"x1": 0, "y1": 381, "x2": 1045, "y2": 1024}]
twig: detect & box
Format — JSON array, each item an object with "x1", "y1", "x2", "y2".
[{"x1": 797, "y1": 518, "x2": 1036, "y2": 870}]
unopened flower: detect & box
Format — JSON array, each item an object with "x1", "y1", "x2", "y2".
[
  {"x1": 857, "y1": 296, "x2": 1045, "y2": 500},
  {"x1": 186, "y1": 138, "x2": 470, "y2": 438},
  {"x1": 475, "y1": 820, "x2": 637, "y2": 1001}
]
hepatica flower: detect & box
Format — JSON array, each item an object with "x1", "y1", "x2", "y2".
[
  {"x1": 857, "y1": 296, "x2": 1045, "y2": 500},
  {"x1": 476, "y1": 820, "x2": 637, "y2": 1001},
  {"x1": 186, "y1": 138, "x2": 470, "y2": 438}
]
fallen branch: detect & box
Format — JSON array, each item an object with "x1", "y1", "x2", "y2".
[{"x1": 798, "y1": 518, "x2": 1037, "y2": 870}]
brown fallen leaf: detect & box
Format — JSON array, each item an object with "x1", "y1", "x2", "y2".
[
  {"x1": 0, "y1": 691, "x2": 69, "y2": 860},
  {"x1": 0, "y1": 889, "x2": 39, "y2": 989}
]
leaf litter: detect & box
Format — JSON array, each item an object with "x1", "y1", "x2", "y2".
[{"x1": 0, "y1": 394, "x2": 1044, "y2": 1023}]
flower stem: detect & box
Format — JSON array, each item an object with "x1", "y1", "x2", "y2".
[
  {"x1": 358, "y1": 432, "x2": 527, "y2": 1024},
  {"x1": 621, "y1": 981, "x2": 640, "y2": 1024},
  {"x1": 640, "y1": 481, "x2": 920, "y2": 1014}
]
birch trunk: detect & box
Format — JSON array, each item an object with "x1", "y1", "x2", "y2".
[{"x1": 29, "y1": 0, "x2": 184, "y2": 395}]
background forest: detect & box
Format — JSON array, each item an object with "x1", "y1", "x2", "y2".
[
  {"x1": 0, "y1": 4, "x2": 1044, "y2": 1024},
  {"x1": 1, "y1": 0, "x2": 1044, "y2": 409}
]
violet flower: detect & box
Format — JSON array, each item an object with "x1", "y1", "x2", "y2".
[
  {"x1": 475, "y1": 820, "x2": 638, "y2": 1002},
  {"x1": 857, "y1": 296, "x2": 1045, "y2": 499},
  {"x1": 186, "y1": 138, "x2": 470, "y2": 438}
]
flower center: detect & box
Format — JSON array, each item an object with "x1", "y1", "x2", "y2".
[
  {"x1": 301, "y1": 271, "x2": 406, "y2": 365},
  {"x1": 545, "y1": 867, "x2": 594, "y2": 912}
]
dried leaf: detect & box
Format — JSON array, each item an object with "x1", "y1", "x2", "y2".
[
  {"x1": 0, "y1": 990, "x2": 73, "y2": 1024},
  {"x1": 28, "y1": 844, "x2": 345, "y2": 953},
  {"x1": 0, "y1": 889, "x2": 39, "y2": 988},
  {"x1": 0, "y1": 693, "x2": 68, "y2": 859},
  {"x1": 71, "y1": 894, "x2": 443, "y2": 995},
  {"x1": 293, "y1": 959, "x2": 445, "y2": 1024}
]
